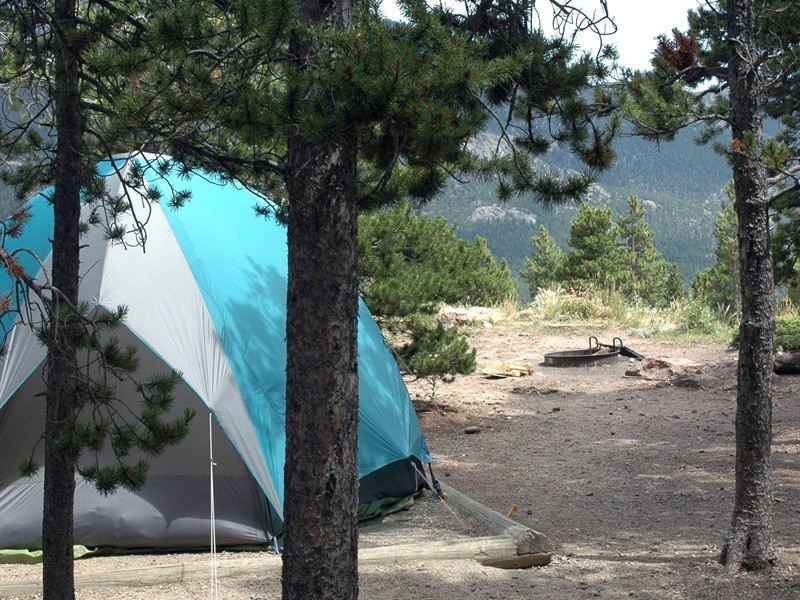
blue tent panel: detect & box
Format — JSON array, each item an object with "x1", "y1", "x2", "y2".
[{"x1": 146, "y1": 163, "x2": 431, "y2": 504}]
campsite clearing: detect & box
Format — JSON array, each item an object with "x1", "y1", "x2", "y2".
[{"x1": 2, "y1": 320, "x2": 799, "y2": 599}]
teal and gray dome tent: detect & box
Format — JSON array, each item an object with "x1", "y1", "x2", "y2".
[{"x1": 0, "y1": 154, "x2": 431, "y2": 550}]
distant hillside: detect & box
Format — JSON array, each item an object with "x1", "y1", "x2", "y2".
[
  {"x1": 423, "y1": 126, "x2": 731, "y2": 297},
  {"x1": 0, "y1": 118, "x2": 731, "y2": 300},
  {"x1": 0, "y1": 182, "x2": 17, "y2": 217}
]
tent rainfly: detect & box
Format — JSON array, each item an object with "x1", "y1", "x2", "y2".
[{"x1": 0, "y1": 154, "x2": 431, "y2": 551}]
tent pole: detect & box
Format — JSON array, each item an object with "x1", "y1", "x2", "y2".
[{"x1": 209, "y1": 413, "x2": 218, "y2": 600}]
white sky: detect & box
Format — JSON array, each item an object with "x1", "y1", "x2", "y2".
[
  {"x1": 596, "y1": 0, "x2": 701, "y2": 70},
  {"x1": 380, "y1": 0, "x2": 702, "y2": 71}
]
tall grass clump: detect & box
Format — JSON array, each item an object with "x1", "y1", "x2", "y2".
[
  {"x1": 665, "y1": 297, "x2": 737, "y2": 339},
  {"x1": 525, "y1": 286, "x2": 736, "y2": 341},
  {"x1": 529, "y1": 286, "x2": 611, "y2": 322}
]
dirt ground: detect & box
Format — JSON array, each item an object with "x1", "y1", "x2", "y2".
[
  {"x1": 2, "y1": 319, "x2": 799, "y2": 599},
  {"x1": 405, "y1": 320, "x2": 800, "y2": 600}
]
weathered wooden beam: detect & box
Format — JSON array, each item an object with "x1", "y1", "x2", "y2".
[
  {"x1": 0, "y1": 535, "x2": 528, "y2": 594},
  {"x1": 361, "y1": 535, "x2": 518, "y2": 565},
  {"x1": 0, "y1": 484, "x2": 555, "y2": 594},
  {"x1": 438, "y1": 482, "x2": 554, "y2": 559}
]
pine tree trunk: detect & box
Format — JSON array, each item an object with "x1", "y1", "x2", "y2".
[
  {"x1": 283, "y1": 133, "x2": 360, "y2": 599},
  {"x1": 282, "y1": 0, "x2": 360, "y2": 598},
  {"x1": 42, "y1": 1, "x2": 83, "y2": 598},
  {"x1": 720, "y1": 0, "x2": 775, "y2": 573}
]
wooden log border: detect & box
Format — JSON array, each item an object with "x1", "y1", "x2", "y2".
[
  {"x1": 438, "y1": 482, "x2": 553, "y2": 567},
  {"x1": 0, "y1": 484, "x2": 553, "y2": 594}
]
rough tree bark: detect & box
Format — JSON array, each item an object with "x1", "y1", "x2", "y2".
[
  {"x1": 282, "y1": 0, "x2": 360, "y2": 597},
  {"x1": 42, "y1": 0, "x2": 83, "y2": 598},
  {"x1": 720, "y1": 0, "x2": 776, "y2": 573}
]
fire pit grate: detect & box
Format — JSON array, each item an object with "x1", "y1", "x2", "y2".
[{"x1": 543, "y1": 336, "x2": 643, "y2": 367}]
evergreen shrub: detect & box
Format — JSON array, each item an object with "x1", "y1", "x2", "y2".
[
  {"x1": 395, "y1": 315, "x2": 477, "y2": 378},
  {"x1": 359, "y1": 203, "x2": 514, "y2": 377}
]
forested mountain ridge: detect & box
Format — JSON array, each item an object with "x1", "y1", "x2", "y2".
[
  {"x1": 424, "y1": 125, "x2": 732, "y2": 295},
  {"x1": 0, "y1": 126, "x2": 729, "y2": 294}
]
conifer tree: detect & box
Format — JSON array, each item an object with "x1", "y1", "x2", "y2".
[
  {"x1": 616, "y1": 195, "x2": 669, "y2": 306},
  {"x1": 0, "y1": 3, "x2": 196, "y2": 597},
  {"x1": 620, "y1": 0, "x2": 800, "y2": 572},
  {"x1": 359, "y1": 203, "x2": 516, "y2": 319},
  {"x1": 691, "y1": 198, "x2": 739, "y2": 315},
  {"x1": 664, "y1": 264, "x2": 685, "y2": 303},
  {"x1": 520, "y1": 225, "x2": 565, "y2": 297},
  {"x1": 561, "y1": 204, "x2": 625, "y2": 290},
  {"x1": 772, "y1": 200, "x2": 800, "y2": 304},
  {"x1": 116, "y1": 3, "x2": 621, "y2": 597}
]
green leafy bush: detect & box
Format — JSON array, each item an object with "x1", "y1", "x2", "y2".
[
  {"x1": 775, "y1": 316, "x2": 800, "y2": 351},
  {"x1": 732, "y1": 314, "x2": 800, "y2": 351}
]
